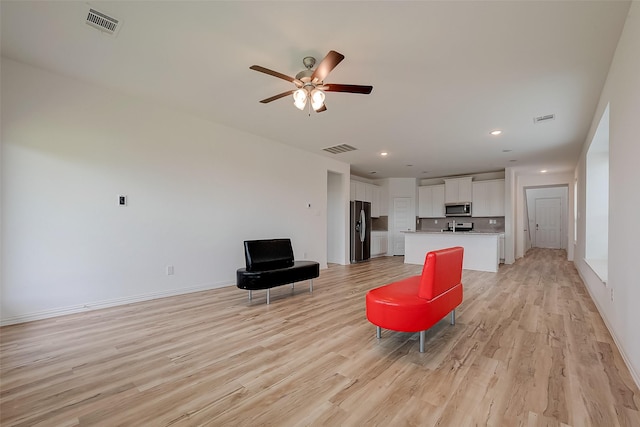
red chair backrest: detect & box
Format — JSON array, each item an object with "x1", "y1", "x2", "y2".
[{"x1": 418, "y1": 246, "x2": 464, "y2": 300}]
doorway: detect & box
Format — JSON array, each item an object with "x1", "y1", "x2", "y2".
[
  {"x1": 534, "y1": 198, "x2": 562, "y2": 248},
  {"x1": 524, "y1": 186, "x2": 568, "y2": 251},
  {"x1": 391, "y1": 197, "x2": 413, "y2": 256}
]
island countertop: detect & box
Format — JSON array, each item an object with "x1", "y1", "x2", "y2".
[
  {"x1": 404, "y1": 230, "x2": 503, "y2": 235},
  {"x1": 404, "y1": 231, "x2": 501, "y2": 272}
]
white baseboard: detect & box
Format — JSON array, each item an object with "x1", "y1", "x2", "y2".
[
  {"x1": 0, "y1": 281, "x2": 233, "y2": 326},
  {"x1": 576, "y1": 267, "x2": 640, "y2": 390}
]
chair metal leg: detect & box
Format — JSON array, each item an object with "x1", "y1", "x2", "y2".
[
  {"x1": 309, "y1": 279, "x2": 313, "y2": 293},
  {"x1": 376, "y1": 326, "x2": 381, "y2": 339},
  {"x1": 451, "y1": 309, "x2": 456, "y2": 325},
  {"x1": 419, "y1": 330, "x2": 426, "y2": 353},
  {"x1": 266, "y1": 289, "x2": 270, "y2": 305},
  {"x1": 249, "y1": 290, "x2": 252, "y2": 301},
  {"x1": 292, "y1": 282, "x2": 295, "y2": 290}
]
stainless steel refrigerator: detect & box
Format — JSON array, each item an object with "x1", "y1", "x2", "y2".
[{"x1": 350, "y1": 200, "x2": 371, "y2": 263}]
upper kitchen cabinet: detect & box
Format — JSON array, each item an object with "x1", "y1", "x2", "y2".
[
  {"x1": 351, "y1": 180, "x2": 383, "y2": 218},
  {"x1": 371, "y1": 185, "x2": 381, "y2": 218},
  {"x1": 444, "y1": 177, "x2": 473, "y2": 203},
  {"x1": 418, "y1": 184, "x2": 445, "y2": 217},
  {"x1": 355, "y1": 181, "x2": 368, "y2": 202},
  {"x1": 472, "y1": 179, "x2": 505, "y2": 217}
]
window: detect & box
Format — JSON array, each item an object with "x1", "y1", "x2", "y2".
[{"x1": 585, "y1": 104, "x2": 609, "y2": 283}]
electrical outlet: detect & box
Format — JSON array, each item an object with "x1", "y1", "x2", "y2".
[
  {"x1": 434, "y1": 219, "x2": 438, "y2": 224},
  {"x1": 167, "y1": 265, "x2": 174, "y2": 275},
  {"x1": 610, "y1": 288, "x2": 614, "y2": 302}
]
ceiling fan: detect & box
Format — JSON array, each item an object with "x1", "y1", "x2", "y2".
[{"x1": 250, "y1": 50, "x2": 373, "y2": 113}]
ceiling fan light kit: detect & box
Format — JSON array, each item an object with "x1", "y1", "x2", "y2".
[
  {"x1": 292, "y1": 87, "x2": 326, "y2": 111},
  {"x1": 293, "y1": 89, "x2": 307, "y2": 110},
  {"x1": 250, "y1": 50, "x2": 373, "y2": 114},
  {"x1": 310, "y1": 88, "x2": 325, "y2": 110}
]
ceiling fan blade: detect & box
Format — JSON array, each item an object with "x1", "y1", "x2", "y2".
[
  {"x1": 310, "y1": 50, "x2": 345, "y2": 83},
  {"x1": 250, "y1": 65, "x2": 303, "y2": 87},
  {"x1": 323, "y1": 84, "x2": 373, "y2": 94},
  {"x1": 315, "y1": 104, "x2": 327, "y2": 113},
  {"x1": 259, "y1": 90, "x2": 294, "y2": 104}
]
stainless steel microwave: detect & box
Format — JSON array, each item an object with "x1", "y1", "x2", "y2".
[{"x1": 445, "y1": 202, "x2": 472, "y2": 217}]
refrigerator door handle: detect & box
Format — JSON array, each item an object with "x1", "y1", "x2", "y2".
[{"x1": 360, "y1": 209, "x2": 366, "y2": 243}]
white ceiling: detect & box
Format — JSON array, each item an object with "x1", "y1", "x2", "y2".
[{"x1": 1, "y1": 1, "x2": 630, "y2": 179}]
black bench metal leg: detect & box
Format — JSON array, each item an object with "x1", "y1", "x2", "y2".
[{"x1": 310, "y1": 279, "x2": 313, "y2": 293}]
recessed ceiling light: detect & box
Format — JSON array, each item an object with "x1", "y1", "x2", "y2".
[
  {"x1": 369, "y1": 171, "x2": 377, "y2": 174},
  {"x1": 540, "y1": 169, "x2": 548, "y2": 173},
  {"x1": 380, "y1": 152, "x2": 388, "y2": 156},
  {"x1": 406, "y1": 164, "x2": 413, "y2": 167},
  {"x1": 490, "y1": 130, "x2": 502, "y2": 136},
  {"x1": 502, "y1": 149, "x2": 512, "y2": 153},
  {"x1": 509, "y1": 159, "x2": 517, "y2": 162},
  {"x1": 422, "y1": 171, "x2": 429, "y2": 174}
]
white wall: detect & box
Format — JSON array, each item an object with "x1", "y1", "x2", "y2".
[
  {"x1": 575, "y1": 1, "x2": 640, "y2": 386},
  {"x1": 1, "y1": 58, "x2": 351, "y2": 324},
  {"x1": 327, "y1": 171, "x2": 347, "y2": 264}
]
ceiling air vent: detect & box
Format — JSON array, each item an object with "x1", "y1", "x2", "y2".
[
  {"x1": 534, "y1": 114, "x2": 555, "y2": 124},
  {"x1": 323, "y1": 144, "x2": 357, "y2": 154},
  {"x1": 86, "y1": 8, "x2": 121, "y2": 36}
]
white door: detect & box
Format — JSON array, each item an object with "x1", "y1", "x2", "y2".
[
  {"x1": 392, "y1": 197, "x2": 413, "y2": 256},
  {"x1": 535, "y1": 198, "x2": 561, "y2": 249}
]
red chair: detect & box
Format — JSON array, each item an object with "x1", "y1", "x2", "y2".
[{"x1": 365, "y1": 246, "x2": 464, "y2": 352}]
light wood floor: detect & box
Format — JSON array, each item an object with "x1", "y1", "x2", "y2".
[{"x1": 1, "y1": 248, "x2": 639, "y2": 426}]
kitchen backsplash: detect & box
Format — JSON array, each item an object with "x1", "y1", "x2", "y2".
[
  {"x1": 418, "y1": 216, "x2": 505, "y2": 233},
  {"x1": 372, "y1": 216, "x2": 388, "y2": 231}
]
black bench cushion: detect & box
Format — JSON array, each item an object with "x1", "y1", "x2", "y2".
[{"x1": 244, "y1": 239, "x2": 294, "y2": 271}]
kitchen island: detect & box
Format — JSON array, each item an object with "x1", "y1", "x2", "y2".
[{"x1": 404, "y1": 231, "x2": 501, "y2": 272}]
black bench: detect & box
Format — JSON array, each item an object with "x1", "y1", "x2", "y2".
[{"x1": 236, "y1": 238, "x2": 320, "y2": 304}]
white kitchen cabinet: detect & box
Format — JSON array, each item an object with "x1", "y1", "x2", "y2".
[
  {"x1": 355, "y1": 181, "x2": 367, "y2": 202},
  {"x1": 488, "y1": 180, "x2": 505, "y2": 216},
  {"x1": 444, "y1": 177, "x2": 473, "y2": 203},
  {"x1": 379, "y1": 186, "x2": 388, "y2": 216},
  {"x1": 371, "y1": 231, "x2": 388, "y2": 257},
  {"x1": 371, "y1": 185, "x2": 381, "y2": 218},
  {"x1": 432, "y1": 185, "x2": 445, "y2": 217},
  {"x1": 472, "y1": 179, "x2": 505, "y2": 217},
  {"x1": 364, "y1": 184, "x2": 373, "y2": 204},
  {"x1": 351, "y1": 180, "x2": 382, "y2": 217},
  {"x1": 472, "y1": 181, "x2": 489, "y2": 216},
  {"x1": 418, "y1": 184, "x2": 445, "y2": 217}
]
